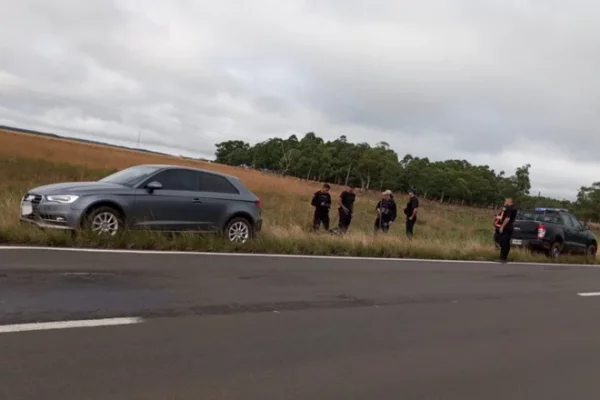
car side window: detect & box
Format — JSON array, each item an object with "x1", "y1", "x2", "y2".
[
  {"x1": 560, "y1": 214, "x2": 576, "y2": 229},
  {"x1": 568, "y1": 214, "x2": 583, "y2": 230},
  {"x1": 560, "y1": 214, "x2": 570, "y2": 227},
  {"x1": 198, "y1": 172, "x2": 239, "y2": 194},
  {"x1": 148, "y1": 169, "x2": 199, "y2": 191}
]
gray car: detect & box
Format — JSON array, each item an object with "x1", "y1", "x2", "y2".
[{"x1": 19, "y1": 164, "x2": 263, "y2": 243}]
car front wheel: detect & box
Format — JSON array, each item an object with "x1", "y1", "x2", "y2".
[
  {"x1": 84, "y1": 206, "x2": 123, "y2": 236},
  {"x1": 225, "y1": 217, "x2": 253, "y2": 244}
]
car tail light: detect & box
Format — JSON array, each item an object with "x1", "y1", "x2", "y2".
[
  {"x1": 255, "y1": 199, "x2": 261, "y2": 209},
  {"x1": 537, "y1": 223, "x2": 546, "y2": 239}
]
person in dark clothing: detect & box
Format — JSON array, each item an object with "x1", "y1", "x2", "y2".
[
  {"x1": 311, "y1": 183, "x2": 332, "y2": 231},
  {"x1": 497, "y1": 198, "x2": 517, "y2": 263},
  {"x1": 374, "y1": 190, "x2": 397, "y2": 233},
  {"x1": 404, "y1": 189, "x2": 419, "y2": 238},
  {"x1": 337, "y1": 186, "x2": 356, "y2": 233}
]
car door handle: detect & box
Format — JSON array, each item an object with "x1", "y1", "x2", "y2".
[{"x1": 192, "y1": 198, "x2": 202, "y2": 203}]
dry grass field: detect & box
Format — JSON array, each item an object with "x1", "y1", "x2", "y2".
[{"x1": 0, "y1": 128, "x2": 595, "y2": 263}]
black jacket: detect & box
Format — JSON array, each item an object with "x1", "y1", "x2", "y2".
[
  {"x1": 376, "y1": 198, "x2": 397, "y2": 222},
  {"x1": 311, "y1": 191, "x2": 331, "y2": 213},
  {"x1": 404, "y1": 196, "x2": 419, "y2": 218}
]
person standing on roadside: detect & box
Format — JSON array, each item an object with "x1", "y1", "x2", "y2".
[
  {"x1": 311, "y1": 183, "x2": 332, "y2": 231},
  {"x1": 374, "y1": 190, "x2": 397, "y2": 233},
  {"x1": 404, "y1": 189, "x2": 419, "y2": 238},
  {"x1": 497, "y1": 197, "x2": 517, "y2": 263},
  {"x1": 337, "y1": 185, "x2": 356, "y2": 233}
]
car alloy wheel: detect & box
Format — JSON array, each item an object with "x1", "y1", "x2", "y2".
[
  {"x1": 91, "y1": 211, "x2": 120, "y2": 236},
  {"x1": 228, "y1": 220, "x2": 250, "y2": 243}
]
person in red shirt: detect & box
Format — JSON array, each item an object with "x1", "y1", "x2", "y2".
[{"x1": 493, "y1": 207, "x2": 505, "y2": 249}]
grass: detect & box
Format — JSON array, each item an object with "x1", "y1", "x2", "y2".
[{"x1": 0, "y1": 128, "x2": 597, "y2": 264}]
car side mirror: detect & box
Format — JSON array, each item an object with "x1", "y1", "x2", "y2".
[{"x1": 146, "y1": 181, "x2": 162, "y2": 193}]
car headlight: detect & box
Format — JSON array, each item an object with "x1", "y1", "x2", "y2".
[{"x1": 45, "y1": 195, "x2": 80, "y2": 204}]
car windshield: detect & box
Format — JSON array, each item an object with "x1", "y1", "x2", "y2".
[{"x1": 99, "y1": 165, "x2": 161, "y2": 186}]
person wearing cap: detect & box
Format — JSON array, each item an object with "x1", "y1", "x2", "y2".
[
  {"x1": 374, "y1": 190, "x2": 397, "y2": 233},
  {"x1": 404, "y1": 189, "x2": 419, "y2": 238}
]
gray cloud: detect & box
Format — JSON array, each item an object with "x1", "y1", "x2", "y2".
[{"x1": 1, "y1": 0, "x2": 600, "y2": 199}]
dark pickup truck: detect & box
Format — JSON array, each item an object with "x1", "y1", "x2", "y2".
[{"x1": 510, "y1": 208, "x2": 597, "y2": 258}]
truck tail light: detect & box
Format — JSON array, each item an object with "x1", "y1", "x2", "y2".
[
  {"x1": 537, "y1": 223, "x2": 546, "y2": 239},
  {"x1": 255, "y1": 199, "x2": 261, "y2": 209}
]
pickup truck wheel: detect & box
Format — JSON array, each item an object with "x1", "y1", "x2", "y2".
[
  {"x1": 587, "y1": 244, "x2": 597, "y2": 259},
  {"x1": 547, "y1": 242, "x2": 562, "y2": 258}
]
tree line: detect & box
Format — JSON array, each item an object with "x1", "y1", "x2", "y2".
[{"x1": 214, "y1": 132, "x2": 600, "y2": 221}]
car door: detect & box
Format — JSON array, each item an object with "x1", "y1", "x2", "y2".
[
  {"x1": 132, "y1": 168, "x2": 208, "y2": 231},
  {"x1": 192, "y1": 171, "x2": 241, "y2": 231},
  {"x1": 559, "y1": 214, "x2": 582, "y2": 253},
  {"x1": 566, "y1": 214, "x2": 589, "y2": 253}
]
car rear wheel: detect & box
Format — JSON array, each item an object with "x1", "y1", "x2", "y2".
[
  {"x1": 587, "y1": 244, "x2": 597, "y2": 259},
  {"x1": 547, "y1": 241, "x2": 562, "y2": 258},
  {"x1": 84, "y1": 206, "x2": 123, "y2": 236},
  {"x1": 225, "y1": 217, "x2": 253, "y2": 244}
]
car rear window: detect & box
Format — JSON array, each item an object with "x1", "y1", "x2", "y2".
[
  {"x1": 199, "y1": 172, "x2": 239, "y2": 194},
  {"x1": 518, "y1": 211, "x2": 561, "y2": 224}
]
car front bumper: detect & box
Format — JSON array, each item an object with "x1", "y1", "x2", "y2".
[{"x1": 19, "y1": 194, "x2": 82, "y2": 230}]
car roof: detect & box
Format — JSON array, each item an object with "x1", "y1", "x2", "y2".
[{"x1": 137, "y1": 164, "x2": 239, "y2": 181}]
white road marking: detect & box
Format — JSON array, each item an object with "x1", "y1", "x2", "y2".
[
  {"x1": 577, "y1": 292, "x2": 600, "y2": 297},
  {"x1": 0, "y1": 317, "x2": 143, "y2": 334},
  {"x1": 0, "y1": 245, "x2": 596, "y2": 268}
]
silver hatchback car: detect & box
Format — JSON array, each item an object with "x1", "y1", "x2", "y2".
[{"x1": 20, "y1": 164, "x2": 263, "y2": 243}]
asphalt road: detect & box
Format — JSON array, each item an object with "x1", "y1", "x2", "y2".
[{"x1": 2, "y1": 248, "x2": 600, "y2": 399}]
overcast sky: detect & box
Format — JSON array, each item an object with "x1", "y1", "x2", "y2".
[{"x1": 1, "y1": 1, "x2": 599, "y2": 200}]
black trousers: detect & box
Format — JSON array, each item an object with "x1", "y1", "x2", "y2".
[
  {"x1": 498, "y1": 228, "x2": 513, "y2": 261},
  {"x1": 313, "y1": 211, "x2": 330, "y2": 231},
  {"x1": 338, "y1": 208, "x2": 353, "y2": 232},
  {"x1": 374, "y1": 217, "x2": 391, "y2": 233},
  {"x1": 406, "y1": 217, "x2": 417, "y2": 237}
]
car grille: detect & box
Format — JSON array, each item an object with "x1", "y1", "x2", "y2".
[{"x1": 22, "y1": 193, "x2": 43, "y2": 219}]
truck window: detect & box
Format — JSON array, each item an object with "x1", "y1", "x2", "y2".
[
  {"x1": 567, "y1": 214, "x2": 583, "y2": 230},
  {"x1": 560, "y1": 214, "x2": 577, "y2": 229},
  {"x1": 519, "y1": 211, "x2": 560, "y2": 224}
]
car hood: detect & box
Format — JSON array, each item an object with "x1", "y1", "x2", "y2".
[{"x1": 28, "y1": 181, "x2": 129, "y2": 195}]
